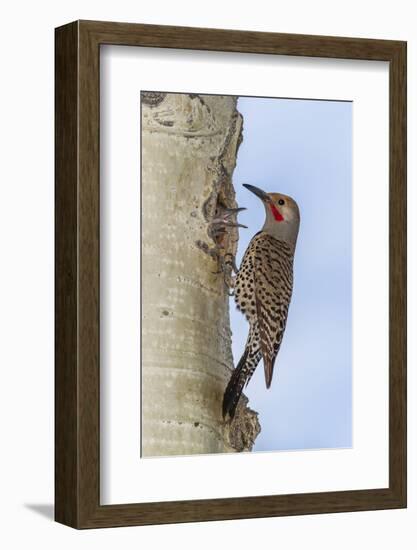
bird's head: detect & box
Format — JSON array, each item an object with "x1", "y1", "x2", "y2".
[{"x1": 243, "y1": 183, "x2": 300, "y2": 247}]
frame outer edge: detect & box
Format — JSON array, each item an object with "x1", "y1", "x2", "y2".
[
  {"x1": 55, "y1": 19, "x2": 407, "y2": 528},
  {"x1": 388, "y1": 41, "x2": 407, "y2": 507},
  {"x1": 77, "y1": 19, "x2": 101, "y2": 527},
  {"x1": 55, "y1": 21, "x2": 80, "y2": 528}
]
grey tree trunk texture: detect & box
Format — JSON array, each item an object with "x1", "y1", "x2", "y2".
[{"x1": 141, "y1": 92, "x2": 260, "y2": 457}]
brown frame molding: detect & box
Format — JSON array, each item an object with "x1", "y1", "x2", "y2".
[{"x1": 55, "y1": 20, "x2": 407, "y2": 529}]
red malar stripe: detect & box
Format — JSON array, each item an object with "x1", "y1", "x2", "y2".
[{"x1": 270, "y1": 203, "x2": 284, "y2": 222}]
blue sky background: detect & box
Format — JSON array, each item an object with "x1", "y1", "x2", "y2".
[{"x1": 231, "y1": 96, "x2": 352, "y2": 452}]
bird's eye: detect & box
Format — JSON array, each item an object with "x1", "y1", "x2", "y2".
[{"x1": 278, "y1": 199, "x2": 285, "y2": 206}]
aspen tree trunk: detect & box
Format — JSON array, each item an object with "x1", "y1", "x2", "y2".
[{"x1": 141, "y1": 92, "x2": 260, "y2": 457}]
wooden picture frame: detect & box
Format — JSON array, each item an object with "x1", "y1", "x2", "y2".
[{"x1": 55, "y1": 20, "x2": 407, "y2": 529}]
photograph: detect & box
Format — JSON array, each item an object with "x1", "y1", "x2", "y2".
[{"x1": 140, "y1": 91, "x2": 352, "y2": 457}]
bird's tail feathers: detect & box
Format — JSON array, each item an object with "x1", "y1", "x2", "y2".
[
  {"x1": 222, "y1": 350, "x2": 248, "y2": 419},
  {"x1": 222, "y1": 346, "x2": 261, "y2": 419}
]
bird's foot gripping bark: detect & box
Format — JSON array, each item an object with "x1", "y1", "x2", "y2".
[
  {"x1": 215, "y1": 253, "x2": 238, "y2": 294},
  {"x1": 195, "y1": 242, "x2": 237, "y2": 293},
  {"x1": 196, "y1": 205, "x2": 246, "y2": 293}
]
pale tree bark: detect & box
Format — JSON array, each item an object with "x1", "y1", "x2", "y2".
[{"x1": 141, "y1": 92, "x2": 260, "y2": 457}]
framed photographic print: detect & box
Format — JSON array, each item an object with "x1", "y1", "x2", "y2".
[{"x1": 55, "y1": 20, "x2": 407, "y2": 528}]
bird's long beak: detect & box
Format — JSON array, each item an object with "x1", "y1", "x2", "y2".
[{"x1": 243, "y1": 183, "x2": 270, "y2": 202}]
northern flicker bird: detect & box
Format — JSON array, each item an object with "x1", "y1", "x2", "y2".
[{"x1": 223, "y1": 184, "x2": 300, "y2": 419}]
